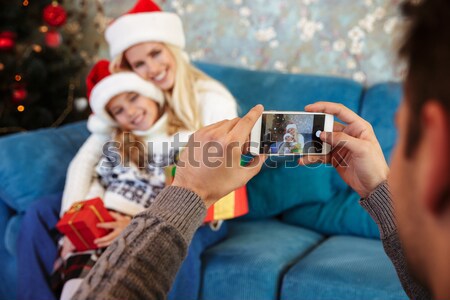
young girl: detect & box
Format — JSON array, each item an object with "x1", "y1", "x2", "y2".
[{"x1": 53, "y1": 59, "x2": 191, "y2": 299}]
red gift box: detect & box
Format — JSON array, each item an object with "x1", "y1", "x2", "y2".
[{"x1": 56, "y1": 198, "x2": 115, "y2": 252}]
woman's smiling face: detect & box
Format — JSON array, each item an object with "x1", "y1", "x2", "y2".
[
  {"x1": 106, "y1": 92, "x2": 159, "y2": 131},
  {"x1": 124, "y1": 42, "x2": 177, "y2": 91}
]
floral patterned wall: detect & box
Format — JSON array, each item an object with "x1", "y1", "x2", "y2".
[{"x1": 96, "y1": 0, "x2": 404, "y2": 85}]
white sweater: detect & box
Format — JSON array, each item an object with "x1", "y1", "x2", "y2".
[{"x1": 60, "y1": 78, "x2": 237, "y2": 215}]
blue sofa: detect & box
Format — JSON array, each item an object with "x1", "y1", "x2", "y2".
[{"x1": 0, "y1": 62, "x2": 407, "y2": 300}]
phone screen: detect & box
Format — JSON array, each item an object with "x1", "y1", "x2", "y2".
[{"x1": 260, "y1": 113, "x2": 325, "y2": 154}]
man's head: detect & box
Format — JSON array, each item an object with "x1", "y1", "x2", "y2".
[{"x1": 389, "y1": 0, "x2": 450, "y2": 295}]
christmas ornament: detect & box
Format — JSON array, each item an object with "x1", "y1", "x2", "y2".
[
  {"x1": 0, "y1": 31, "x2": 16, "y2": 51},
  {"x1": 74, "y1": 97, "x2": 88, "y2": 111},
  {"x1": 12, "y1": 86, "x2": 28, "y2": 102},
  {"x1": 43, "y1": 2, "x2": 67, "y2": 27},
  {"x1": 45, "y1": 30, "x2": 62, "y2": 48}
]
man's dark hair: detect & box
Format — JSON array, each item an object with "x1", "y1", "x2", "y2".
[{"x1": 399, "y1": 0, "x2": 450, "y2": 155}]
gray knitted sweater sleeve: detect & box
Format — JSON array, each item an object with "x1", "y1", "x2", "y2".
[
  {"x1": 72, "y1": 186, "x2": 206, "y2": 300},
  {"x1": 360, "y1": 181, "x2": 431, "y2": 299}
]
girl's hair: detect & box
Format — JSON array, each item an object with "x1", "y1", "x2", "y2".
[
  {"x1": 113, "y1": 128, "x2": 147, "y2": 169},
  {"x1": 110, "y1": 43, "x2": 216, "y2": 132}
]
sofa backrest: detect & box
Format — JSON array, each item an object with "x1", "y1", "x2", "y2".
[
  {"x1": 359, "y1": 82, "x2": 402, "y2": 162},
  {"x1": 0, "y1": 63, "x2": 374, "y2": 223},
  {"x1": 196, "y1": 62, "x2": 364, "y2": 218}
]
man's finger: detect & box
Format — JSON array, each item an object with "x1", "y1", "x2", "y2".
[
  {"x1": 243, "y1": 155, "x2": 266, "y2": 181},
  {"x1": 320, "y1": 131, "x2": 362, "y2": 153},
  {"x1": 213, "y1": 117, "x2": 240, "y2": 135},
  {"x1": 228, "y1": 105, "x2": 264, "y2": 143},
  {"x1": 305, "y1": 102, "x2": 363, "y2": 126},
  {"x1": 333, "y1": 121, "x2": 346, "y2": 132}
]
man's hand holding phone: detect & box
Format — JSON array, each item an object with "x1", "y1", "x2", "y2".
[
  {"x1": 173, "y1": 105, "x2": 266, "y2": 208},
  {"x1": 298, "y1": 101, "x2": 390, "y2": 198}
]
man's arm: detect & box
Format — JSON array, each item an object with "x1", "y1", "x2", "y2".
[
  {"x1": 73, "y1": 105, "x2": 266, "y2": 299},
  {"x1": 360, "y1": 181, "x2": 431, "y2": 299},
  {"x1": 73, "y1": 186, "x2": 206, "y2": 300}
]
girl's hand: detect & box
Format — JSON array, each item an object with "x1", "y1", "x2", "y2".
[
  {"x1": 94, "y1": 211, "x2": 132, "y2": 248},
  {"x1": 61, "y1": 236, "x2": 76, "y2": 258}
]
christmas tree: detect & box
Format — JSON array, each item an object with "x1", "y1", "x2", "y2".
[{"x1": 0, "y1": 0, "x2": 94, "y2": 136}]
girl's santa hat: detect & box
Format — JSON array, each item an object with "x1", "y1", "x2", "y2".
[
  {"x1": 105, "y1": 0, "x2": 185, "y2": 59},
  {"x1": 86, "y1": 60, "x2": 164, "y2": 133}
]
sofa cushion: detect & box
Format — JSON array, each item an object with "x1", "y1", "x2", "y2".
[
  {"x1": 200, "y1": 219, "x2": 324, "y2": 300},
  {"x1": 280, "y1": 236, "x2": 407, "y2": 300},
  {"x1": 282, "y1": 189, "x2": 379, "y2": 238},
  {"x1": 0, "y1": 121, "x2": 89, "y2": 213},
  {"x1": 196, "y1": 62, "x2": 364, "y2": 218}
]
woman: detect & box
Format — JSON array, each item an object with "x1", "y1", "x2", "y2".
[{"x1": 105, "y1": 0, "x2": 237, "y2": 132}]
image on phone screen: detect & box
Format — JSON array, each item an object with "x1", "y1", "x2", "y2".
[{"x1": 260, "y1": 113, "x2": 326, "y2": 155}]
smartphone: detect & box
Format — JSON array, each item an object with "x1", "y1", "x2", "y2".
[{"x1": 249, "y1": 111, "x2": 334, "y2": 156}]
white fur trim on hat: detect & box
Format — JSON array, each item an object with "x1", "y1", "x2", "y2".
[
  {"x1": 106, "y1": 12, "x2": 185, "y2": 59},
  {"x1": 87, "y1": 114, "x2": 115, "y2": 135},
  {"x1": 286, "y1": 124, "x2": 297, "y2": 131},
  {"x1": 89, "y1": 72, "x2": 164, "y2": 129}
]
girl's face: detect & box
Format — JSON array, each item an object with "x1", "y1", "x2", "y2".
[
  {"x1": 286, "y1": 136, "x2": 293, "y2": 142},
  {"x1": 124, "y1": 42, "x2": 177, "y2": 91},
  {"x1": 106, "y1": 92, "x2": 160, "y2": 131},
  {"x1": 288, "y1": 128, "x2": 296, "y2": 135}
]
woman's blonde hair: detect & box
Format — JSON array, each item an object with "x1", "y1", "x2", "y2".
[{"x1": 110, "y1": 43, "x2": 216, "y2": 132}]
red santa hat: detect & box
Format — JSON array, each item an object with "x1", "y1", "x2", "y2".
[
  {"x1": 86, "y1": 59, "x2": 164, "y2": 132},
  {"x1": 105, "y1": 0, "x2": 185, "y2": 59}
]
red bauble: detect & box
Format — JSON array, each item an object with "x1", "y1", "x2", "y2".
[
  {"x1": 45, "y1": 30, "x2": 62, "y2": 48},
  {"x1": 12, "y1": 87, "x2": 27, "y2": 102},
  {"x1": 43, "y1": 2, "x2": 67, "y2": 27},
  {"x1": 0, "y1": 31, "x2": 16, "y2": 51}
]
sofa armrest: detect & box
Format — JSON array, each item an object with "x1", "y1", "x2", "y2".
[{"x1": 0, "y1": 121, "x2": 90, "y2": 213}]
